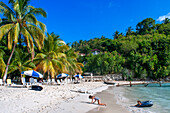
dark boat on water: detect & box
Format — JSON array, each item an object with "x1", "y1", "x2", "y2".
[{"x1": 104, "y1": 81, "x2": 116, "y2": 85}]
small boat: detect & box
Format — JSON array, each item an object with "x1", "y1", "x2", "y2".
[
  {"x1": 104, "y1": 81, "x2": 115, "y2": 85},
  {"x1": 137, "y1": 101, "x2": 153, "y2": 107}
]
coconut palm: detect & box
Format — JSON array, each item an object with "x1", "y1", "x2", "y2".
[
  {"x1": 0, "y1": 49, "x2": 6, "y2": 78},
  {"x1": 33, "y1": 33, "x2": 67, "y2": 80},
  {"x1": 0, "y1": 0, "x2": 47, "y2": 82},
  {"x1": 8, "y1": 48, "x2": 36, "y2": 78},
  {"x1": 63, "y1": 48, "x2": 84, "y2": 76}
]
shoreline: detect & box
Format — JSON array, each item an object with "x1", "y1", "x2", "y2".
[{"x1": 87, "y1": 86, "x2": 131, "y2": 113}]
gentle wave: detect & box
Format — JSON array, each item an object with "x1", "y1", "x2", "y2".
[{"x1": 112, "y1": 83, "x2": 170, "y2": 113}]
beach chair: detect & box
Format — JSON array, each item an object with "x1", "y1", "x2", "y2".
[
  {"x1": 30, "y1": 78, "x2": 34, "y2": 85},
  {"x1": 7, "y1": 79, "x2": 11, "y2": 86},
  {"x1": 21, "y1": 77, "x2": 27, "y2": 87},
  {"x1": 42, "y1": 80, "x2": 47, "y2": 84},
  {"x1": 47, "y1": 79, "x2": 51, "y2": 85},
  {"x1": 57, "y1": 79, "x2": 62, "y2": 85},
  {"x1": 34, "y1": 79, "x2": 37, "y2": 83},
  {"x1": 0, "y1": 79, "x2": 3, "y2": 86},
  {"x1": 67, "y1": 78, "x2": 71, "y2": 83}
]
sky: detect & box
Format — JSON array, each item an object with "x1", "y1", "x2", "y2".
[{"x1": 1, "y1": 0, "x2": 170, "y2": 43}]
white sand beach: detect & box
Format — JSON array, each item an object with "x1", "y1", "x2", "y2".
[
  {"x1": 0, "y1": 82, "x2": 134, "y2": 113},
  {"x1": 0, "y1": 82, "x2": 108, "y2": 113}
]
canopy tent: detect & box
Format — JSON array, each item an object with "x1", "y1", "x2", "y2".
[{"x1": 21, "y1": 70, "x2": 43, "y2": 78}]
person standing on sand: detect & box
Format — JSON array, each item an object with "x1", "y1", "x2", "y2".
[{"x1": 89, "y1": 95, "x2": 106, "y2": 106}]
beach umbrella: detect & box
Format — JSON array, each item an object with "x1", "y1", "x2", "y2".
[
  {"x1": 74, "y1": 74, "x2": 84, "y2": 78},
  {"x1": 21, "y1": 70, "x2": 43, "y2": 78},
  {"x1": 57, "y1": 73, "x2": 69, "y2": 78}
]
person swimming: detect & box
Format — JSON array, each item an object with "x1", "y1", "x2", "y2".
[
  {"x1": 135, "y1": 100, "x2": 142, "y2": 106},
  {"x1": 89, "y1": 95, "x2": 106, "y2": 106}
]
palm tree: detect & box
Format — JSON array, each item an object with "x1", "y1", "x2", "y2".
[
  {"x1": 0, "y1": 49, "x2": 6, "y2": 78},
  {"x1": 126, "y1": 27, "x2": 134, "y2": 36},
  {"x1": 63, "y1": 48, "x2": 84, "y2": 76},
  {"x1": 8, "y1": 48, "x2": 36, "y2": 78},
  {"x1": 0, "y1": 0, "x2": 47, "y2": 82},
  {"x1": 33, "y1": 33, "x2": 67, "y2": 81},
  {"x1": 112, "y1": 31, "x2": 119, "y2": 39},
  {"x1": 163, "y1": 18, "x2": 170, "y2": 24}
]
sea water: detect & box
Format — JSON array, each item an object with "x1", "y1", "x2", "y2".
[{"x1": 112, "y1": 83, "x2": 170, "y2": 113}]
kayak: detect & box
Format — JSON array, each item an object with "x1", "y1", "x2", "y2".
[{"x1": 137, "y1": 101, "x2": 153, "y2": 107}]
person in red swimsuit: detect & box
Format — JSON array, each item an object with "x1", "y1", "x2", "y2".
[{"x1": 89, "y1": 95, "x2": 106, "y2": 106}]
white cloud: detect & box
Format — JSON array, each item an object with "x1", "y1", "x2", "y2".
[{"x1": 157, "y1": 12, "x2": 170, "y2": 21}]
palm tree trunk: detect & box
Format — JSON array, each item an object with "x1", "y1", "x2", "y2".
[
  {"x1": 31, "y1": 49, "x2": 35, "y2": 62},
  {"x1": 3, "y1": 43, "x2": 16, "y2": 83}
]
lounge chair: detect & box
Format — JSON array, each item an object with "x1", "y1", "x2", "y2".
[
  {"x1": 21, "y1": 77, "x2": 30, "y2": 87},
  {"x1": 47, "y1": 79, "x2": 51, "y2": 85},
  {"x1": 67, "y1": 78, "x2": 71, "y2": 83},
  {"x1": 7, "y1": 79, "x2": 12, "y2": 86},
  {"x1": 57, "y1": 79, "x2": 62, "y2": 85},
  {"x1": 30, "y1": 78, "x2": 34, "y2": 85},
  {"x1": 34, "y1": 79, "x2": 37, "y2": 83}
]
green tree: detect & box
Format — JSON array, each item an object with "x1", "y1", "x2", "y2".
[
  {"x1": 112, "y1": 31, "x2": 119, "y2": 39},
  {"x1": 126, "y1": 26, "x2": 135, "y2": 36},
  {"x1": 33, "y1": 33, "x2": 67, "y2": 80},
  {"x1": 0, "y1": 49, "x2": 6, "y2": 78},
  {"x1": 163, "y1": 18, "x2": 170, "y2": 24},
  {"x1": 136, "y1": 18, "x2": 155, "y2": 35},
  {"x1": 0, "y1": 0, "x2": 47, "y2": 82},
  {"x1": 62, "y1": 48, "x2": 82, "y2": 75},
  {"x1": 8, "y1": 48, "x2": 36, "y2": 78}
]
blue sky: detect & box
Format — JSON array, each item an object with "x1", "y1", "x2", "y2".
[{"x1": 1, "y1": 0, "x2": 170, "y2": 43}]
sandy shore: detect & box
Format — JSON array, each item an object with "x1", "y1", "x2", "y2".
[
  {"x1": 0, "y1": 82, "x2": 108, "y2": 113},
  {"x1": 87, "y1": 86, "x2": 131, "y2": 113},
  {"x1": 0, "y1": 81, "x2": 135, "y2": 113}
]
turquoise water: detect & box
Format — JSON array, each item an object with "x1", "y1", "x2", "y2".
[{"x1": 113, "y1": 83, "x2": 170, "y2": 113}]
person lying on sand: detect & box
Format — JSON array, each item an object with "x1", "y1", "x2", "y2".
[
  {"x1": 135, "y1": 100, "x2": 142, "y2": 106},
  {"x1": 89, "y1": 95, "x2": 106, "y2": 106}
]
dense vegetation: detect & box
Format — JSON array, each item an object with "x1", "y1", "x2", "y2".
[
  {"x1": 72, "y1": 18, "x2": 170, "y2": 80},
  {"x1": 0, "y1": 0, "x2": 83, "y2": 82}
]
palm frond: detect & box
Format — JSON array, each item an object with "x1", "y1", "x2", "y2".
[
  {"x1": 24, "y1": 7, "x2": 47, "y2": 18},
  {"x1": 0, "y1": 1, "x2": 15, "y2": 19},
  {"x1": 0, "y1": 24, "x2": 14, "y2": 40},
  {"x1": 23, "y1": 13, "x2": 37, "y2": 25},
  {"x1": 21, "y1": 26, "x2": 31, "y2": 48},
  {"x1": 37, "y1": 21, "x2": 46, "y2": 32},
  {"x1": 13, "y1": 22, "x2": 20, "y2": 44},
  {"x1": 0, "y1": 56, "x2": 6, "y2": 76},
  {"x1": 26, "y1": 24, "x2": 45, "y2": 50},
  {"x1": 7, "y1": 30, "x2": 14, "y2": 49},
  {"x1": 13, "y1": 1, "x2": 21, "y2": 17},
  {"x1": 32, "y1": 8, "x2": 47, "y2": 17}
]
